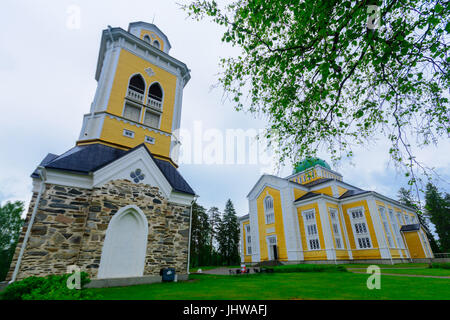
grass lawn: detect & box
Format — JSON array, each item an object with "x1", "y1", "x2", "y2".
[
  {"x1": 342, "y1": 263, "x2": 429, "y2": 269},
  {"x1": 377, "y1": 268, "x2": 450, "y2": 277},
  {"x1": 87, "y1": 272, "x2": 450, "y2": 300}
]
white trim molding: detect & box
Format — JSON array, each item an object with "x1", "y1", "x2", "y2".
[{"x1": 38, "y1": 145, "x2": 193, "y2": 206}]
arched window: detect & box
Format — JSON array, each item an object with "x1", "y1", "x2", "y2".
[
  {"x1": 129, "y1": 74, "x2": 145, "y2": 95},
  {"x1": 124, "y1": 74, "x2": 145, "y2": 122},
  {"x1": 148, "y1": 83, "x2": 163, "y2": 102},
  {"x1": 264, "y1": 196, "x2": 274, "y2": 224},
  {"x1": 143, "y1": 35, "x2": 151, "y2": 44},
  {"x1": 152, "y1": 40, "x2": 160, "y2": 49},
  {"x1": 144, "y1": 83, "x2": 163, "y2": 129}
]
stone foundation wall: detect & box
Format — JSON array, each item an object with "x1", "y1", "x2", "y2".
[
  {"x1": 76, "y1": 179, "x2": 191, "y2": 278},
  {"x1": 7, "y1": 179, "x2": 191, "y2": 281}
]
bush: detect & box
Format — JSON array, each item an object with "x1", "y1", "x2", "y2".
[
  {"x1": 265, "y1": 264, "x2": 347, "y2": 273},
  {"x1": 429, "y1": 263, "x2": 450, "y2": 270},
  {"x1": 1, "y1": 272, "x2": 101, "y2": 300}
]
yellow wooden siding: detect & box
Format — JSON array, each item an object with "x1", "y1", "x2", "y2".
[
  {"x1": 314, "y1": 186, "x2": 333, "y2": 197},
  {"x1": 256, "y1": 187, "x2": 287, "y2": 261},
  {"x1": 293, "y1": 188, "x2": 307, "y2": 201},
  {"x1": 100, "y1": 48, "x2": 176, "y2": 156},
  {"x1": 296, "y1": 202, "x2": 327, "y2": 260},
  {"x1": 140, "y1": 30, "x2": 165, "y2": 51},
  {"x1": 390, "y1": 249, "x2": 401, "y2": 258},
  {"x1": 337, "y1": 186, "x2": 347, "y2": 196},
  {"x1": 404, "y1": 231, "x2": 426, "y2": 258},
  {"x1": 100, "y1": 116, "x2": 171, "y2": 157},
  {"x1": 341, "y1": 200, "x2": 381, "y2": 259}
]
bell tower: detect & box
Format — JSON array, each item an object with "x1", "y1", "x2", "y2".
[
  {"x1": 77, "y1": 21, "x2": 190, "y2": 166},
  {"x1": 7, "y1": 21, "x2": 196, "y2": 284}
]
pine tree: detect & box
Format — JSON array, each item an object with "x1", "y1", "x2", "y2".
[
  {"x1": 217, "y1": 199, "x2": 240, "y2": 265},
  {"x1": 397, "y1": 188, "x2": 415, "y2": 208},
  {"x1": 425, "y1": 183, "x2": 450, "y2": 252},
  {"x1": 189, "y1": 202, "x2": 211, "y2": 267},
  {"x1": 397, "y1": 187, "x2": 440, "y2": 253}
]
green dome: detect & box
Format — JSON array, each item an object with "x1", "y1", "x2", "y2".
[{"x1": 293, "y1": 158, "x2": 331, "y2": 174}]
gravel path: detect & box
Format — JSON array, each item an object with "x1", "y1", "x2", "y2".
[
  {"x1": 192, "y1": 266, "x2": 450, "y2": 279},
  {"x1": 193, "y1": 267, "x2": 260, "y2": 275}
]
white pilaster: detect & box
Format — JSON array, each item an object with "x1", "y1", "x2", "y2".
[
  {"x1": 280, "y1": 186, "x2": 302, "y2": 261},
  {"x1": 317, "y1": 199, "x2": 335, "y2": 260},
  {"x1": 338, "y1": 204, "x2": 353, "y2": 259},
  {"x1": 91, "y1": 43, "x2": 121, "y2": 113},
  {"x1": 367, "y1": 197, "x2": 391, "y2": 259},
  {"x1": 248, "y1": 199, "x2": 260, "y2": 263}
]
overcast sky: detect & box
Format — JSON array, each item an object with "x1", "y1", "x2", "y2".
[{"x1": 0, "y1": 0, "x2": 449, "y2": 219}]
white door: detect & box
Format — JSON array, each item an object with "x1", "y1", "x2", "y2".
[
  {"x1": 98, "y1": 205, "x2": 148, "y2": 279},
  {"x1": 266, "y1": 236, "x2": 277, "y2": 260}
]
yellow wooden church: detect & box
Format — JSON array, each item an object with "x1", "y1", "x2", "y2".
[{"x1": 239, "y1": 158, "x2": 433, "y2": 264}]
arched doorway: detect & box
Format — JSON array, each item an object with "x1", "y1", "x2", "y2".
[{"x1": 97, "y1": 205, "x2": 148, "y2": 278}]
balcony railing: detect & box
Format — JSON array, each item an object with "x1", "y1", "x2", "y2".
[
  {"x1": 147, "y1": 96, "x2": 162, "y2": 111},
  {"x1": 126, "y1": 88, "x2": 144, "y2": 102}
]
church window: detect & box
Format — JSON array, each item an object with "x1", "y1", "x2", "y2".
[
  {"x1": 143, "y1": 34, "x2": 151, "y2": 44},
  {"x1": 389, "y1": 209, "x2": 403, "y2": 248},
  {"x1": 147, "y1": 83, "x2": 163, "y2": 111},
  {"x1": 124, "y1": 74, "x2": 146, "y2": 122},
  {"x1": 379, "y1": 206, "x2": 394, "y2": 248},
  {"x1": 130, "y1": 169, "x2": 145, "y2": 183},
  {"x1": 397, "y1": 212, "x2": 405, "y2": 225},
  {"x1": 153, "y1": 40, "x2": 160, "y2": 49},
  {"x1": 348, "y1": 207, "x2": 372, "y2": 249},
  {"x1": 127, "y1": 74, "x2": 145, "y2": 102},
  {"x1": 143, "y1": 110, "x2": 160, "y2": 128},
  {"x1": 330, "y1": 208, "x2": 343, "y2": 249},
  {"x1": 145, "y1": 136, "x2": 155, "y2": 144},
  {"x1": 264, "y1": 196, "x2": 275, "y2": 224},
  {"x1": 123, "y1": 129, "x2": 134, "y2": 138},
  {"x1": 405, "y1": 214, "x2": 410, "y2": 224},
  {"x1": 303, "y1": 209, "x2": 321, "y2": 250},
  {"x1": 123, "y1": 102, "x2": 141, "y2": 122},
  {"x1": 245, "y1": 224, "x2": 252, "y2": 255}
]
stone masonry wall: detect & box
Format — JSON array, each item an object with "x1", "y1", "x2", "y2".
[
  {"x1": 6, "y1": 185, "x2": 92, "y2": 280},
  {"x1": 76, "y1": 179, "x2": 191, "y2": 278},
  {"x1": 7, "y1": 179, "x2": 191, "y2": 281}
]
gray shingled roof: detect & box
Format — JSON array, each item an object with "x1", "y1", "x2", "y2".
[
  {"x1": 294, "y1": 188, "x2": 370, "y2": 202},
  {"x1": 400, "y1": 224, "x2": 420, "y2": 232},
  {"x1": 339, "y1": 189, "x2": 370, "y2": 199},
  {"x1": 294, "y1": 192, "x2": 322, "y2": 202},
  {"x1": 31, "y1": 153, "x2": 59, "y2": 178},
  {"x1": 31, "y1": 143, "x2": 195, "y2": 195}
]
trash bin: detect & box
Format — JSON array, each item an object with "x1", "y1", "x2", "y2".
[{"x1": 161, "y1": 268, "x2": 176, "y2": 282}]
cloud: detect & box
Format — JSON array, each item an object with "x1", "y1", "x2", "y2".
[{"x1": 0, "y1": 0, "x2": 448, "y2": 222}]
